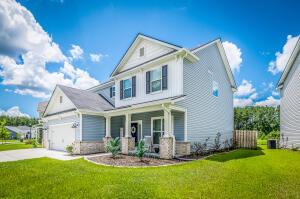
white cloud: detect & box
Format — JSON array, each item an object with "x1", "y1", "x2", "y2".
[
  {"x1": 0, "y1": 0, "x2": 99, "y2": 99},
  {"x1": 255, "y1": 96, "x2": 280, "y2": 107},
  {"x1": 235, "y1": 80, "x2": 256, "y2": 97},
  {"x1": 234, "y1": 98, "x2": 253, "y2": 107},
  {"x1": 69, "y1": 44, "x2": 83, "y2": 60},
  {"x1": 0, "y1": 106, "x2": 29, "y2": 117},
  {"x1": 222, "y1": 41, "x2": 242, "y2": 73},
  {"x1": 268, "y1": 35, "x2": 299, "y2": 75},
  {"x1": 272, "y1": 91, "x2": 280, "y2": 96},
  {"x1": 89, "y1": 53, "x2": 107, "y2": 63}
]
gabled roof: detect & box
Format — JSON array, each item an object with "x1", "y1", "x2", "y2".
[
  {"x1": 191, "y1": 38, "x2": 237, "y2": 90},
  {"x1": 43, "y1": 85, "x2": 114, "y2": 117},
  {"x1": 6, "y1": 126, "x2": 31, "y2": 134},
  {"x1": 277, "y1": 37, "x2": 300, "y2": 89},
  {"x1": 110, "y1": 33, "x2": 182, "y2": 77}
]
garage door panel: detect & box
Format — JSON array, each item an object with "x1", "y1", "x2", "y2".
[{"x1": 49, "y1": 123, "x2": 75, "y2": 151}]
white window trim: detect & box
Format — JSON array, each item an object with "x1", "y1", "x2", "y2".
[
  {"x1": 213, "y1": 80, "x2": 219, "y2": 98},
  {"x1": 112, "y1": 86, "x2": 116, "y2": 97},
  {"x1": 122, "y1": 78, "x2": 132, "y2": 99},
  {"x1": 149, "y1": 67, "x2": 162, "y2": 93},
  {"x1": 151, "y1": 116, "x2": 164, "y2": 145},
  {"x1": 139, "y1": 47, "x2": 145, "y2": 57}
]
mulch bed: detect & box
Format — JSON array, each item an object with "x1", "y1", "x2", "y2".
[{"x1": 87, "y1": 154, "x2": 180, "y2": 167}]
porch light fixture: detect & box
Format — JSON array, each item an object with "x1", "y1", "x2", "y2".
[{"x1": 71, "y1": 122, "x2": 79, "y2": 128}]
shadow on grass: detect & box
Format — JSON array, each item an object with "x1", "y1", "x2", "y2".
[{"x1": 206, "y1": 147, "x2": 265, "y2": 162}]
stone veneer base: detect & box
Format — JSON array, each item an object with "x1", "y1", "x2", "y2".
[
  {"x1": 175, "y1": 141, "x2": 191, "y2": 156},
  {"x1": 160, "y1": 137, "x2": 174, "y2": 159},
  {"x1": 121, "y1": 137, "x2": 135, "y2": 154},
  {"x1": 73, "y1": 141, "x2": 105, "y2": 155}
]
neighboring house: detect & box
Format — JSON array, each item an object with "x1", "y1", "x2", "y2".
[
  {"x1": 277, "y1": 37, "x2": 300, "y2": 149},
  {"x1": 40, "y1": 33, "x2": 236, "y2": 159},
  {"x1": 5, "y1": 126, "x2": 31, "y2": 139}
]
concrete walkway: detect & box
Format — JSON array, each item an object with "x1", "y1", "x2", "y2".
[{"x1": 0, "y1": 148, "x2": 81, "y2": 162}]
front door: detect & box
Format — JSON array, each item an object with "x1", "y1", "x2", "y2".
[{"x1": 131, "y1": 122, "x2": 138, "y2": 143}]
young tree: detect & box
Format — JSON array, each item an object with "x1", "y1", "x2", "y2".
[
  {"x1": 0, "y1": 121, "x2": 10, "y2": 143},
  {"x1": 106, "y1": 138, "x2": 120, "y2": 159}
]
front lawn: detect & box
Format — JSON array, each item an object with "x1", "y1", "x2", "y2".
[
  {"x1": 0, "y1": 141, "x2": 39, "y2": 151},
  {"x1": 0, "y1": 146, "x2": 299, "y2": 198}
]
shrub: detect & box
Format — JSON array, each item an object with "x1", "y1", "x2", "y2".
[
  {"x1": 66, "y1": 145, "x2": 73, "y2": 154},
  {"x1": 106, "y1": 137, "x2": 120, "y2": 159},
  {"x1": 136, "y1": 139, "x2": 147, "y2": 161},
  {"x1": 213, "y1": 132, "x2": 221, "y2": 151},
  {"x1": 24, "y1": 139, "x2": 33, "y2": 145},
  {"x1": 192, "y1": 137, "x2": 210, "y2": 156},
  {"x1": 32, "y1": 139, "x2": 38, "y2": 148},
  {"x1": 268, "y1": 131, "x2": 280, "y2": 139}
]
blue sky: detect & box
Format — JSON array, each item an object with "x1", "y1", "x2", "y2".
[{"x1": 0, "y1": 0, "x2": 299, "y2": 117}]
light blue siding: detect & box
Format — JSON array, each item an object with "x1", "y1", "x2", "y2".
[
  {"x1": 111, "y1": 116, "x2": 125, "y2": 138},
  {"x1": 46, "y1": 115, "x2": 80, "y2": 140},
  {"x1": 176, "y1": 44, "x2": 234, "y2": 147},
  {"x1": 281, "y1": 51, "x2": 300, "y2": 148},
  {"x1": 93, "y1": 85, "x2": 115, "y2": 106},
  {"x1": 173, "y1": 111, "x2": 185, "y2": 141},
  {"x1": 82, "y1": 114, "x2": 105, "y2": 141}
]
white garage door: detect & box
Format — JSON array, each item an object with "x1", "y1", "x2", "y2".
[{"x1": 49, "y1": 123, "x2": 75, "y2": 151}]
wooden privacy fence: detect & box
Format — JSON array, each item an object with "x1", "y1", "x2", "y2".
[{"x1": 234, "y1": 130, "x2": 257, "y2": 149}]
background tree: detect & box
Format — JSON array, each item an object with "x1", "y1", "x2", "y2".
[{"x1": 0, "y1": 120, "x2": 10, "y2": 143}]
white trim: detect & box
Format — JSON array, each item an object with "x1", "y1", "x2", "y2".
[
  {"x1": 184, "y1": 110, "x2": 188, "y2": 141},
  {"x1": 79, "y1": 113, "x2": 83, "y2": 141},
  {"x1": 42, "y1": 111, "x2": 77, "y2": 122},
  {"x1": 171, "y1": 115, "x2": 174, "y2": 135},
  {"x1": 151, "y1": 116, "x2": 164, "y2": 146},
  {"x1": 131, "y1": 120, "x2": 143, "y2": 141},
  {"x1": 86, "y1": 80, "x2": 114, "y2": 92},
  {"x1": 48, "y1": 122, "x2": 74, "y2": 127}
]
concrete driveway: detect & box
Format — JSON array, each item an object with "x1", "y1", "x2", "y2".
[{"x1": 0, "y1": 148, "x2": 81, "y2": 162}]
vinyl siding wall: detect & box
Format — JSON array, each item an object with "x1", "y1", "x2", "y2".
[
  {"x1": 45, "y1": 114, "x2": 80, "y2": 141},
  {"x1": 92, "y1": 85, "x2": 115, "y2": 106},
  {"x1": 176, "y1": 44, "x2": 234, "y2": 147},
  {"x1": 280, "y1": 51, "x2": 300, "y2": 148},
  {"x1": 82, "y1": 115, "x2": 105, "y2": 141},
  {"x1": 111, "y1": 116, "x2": 125, "y2": 138}
]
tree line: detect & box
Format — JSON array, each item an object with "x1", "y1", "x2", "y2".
[
  {"x1": 234, "y1": 106, "x2": 280, "y2": 138},
  {"x1": 0, "y1": 116, "x2": 39, "y2": 127}
]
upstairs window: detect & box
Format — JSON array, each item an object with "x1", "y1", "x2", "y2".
[
  {"x1": 139, "y1": 47, "x2": 144, "y2": 57},
  {"x1": 123, "y1": 78, "x2": 132, "y2": 99},
  {"x1": 59, "y1": 96, "x2": 63, "y2": 103},
  {"x1": 150, "y1": 68, "x2": 162, "y2": 92},
  {"x1": 110, "y1": 86, "x2": 115, "y2": 98},
  {"x1": 213, "y1": 81, "x2": 219, "y2": 97}
]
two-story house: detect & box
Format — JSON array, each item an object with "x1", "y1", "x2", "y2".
[{"x1": 40, "y1": 33, "x2": 236, "y2": 159}]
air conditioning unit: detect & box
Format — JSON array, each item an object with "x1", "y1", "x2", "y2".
[{"x1": 267, "y1": 139, "x2": 278, "y2": 149}]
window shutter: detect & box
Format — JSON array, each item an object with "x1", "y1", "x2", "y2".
[
  {"x1": 146, "y1": 71, "x2": 150, "y2": 94},
  {"x1": 132, "y1": 76, "x2": 136, "y2": 97},
  {"x1": 110, "y1": 87, "x2": 113, "y2": 98},
  {"x1": 162, "y1": 65, "x2": 168, "y2": 90},
  {"x1": 120, "y1": 80, "x2": 124, "y2": 100}
]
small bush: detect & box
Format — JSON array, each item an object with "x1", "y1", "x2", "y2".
[
  {"x1": 107, "y1": 137, "x2": 120, "y2": 159},
  {"x1": 24, "y1": 139, "x2": 33, "y2": 145},
  {"x1": 192, "y1": 137, "x2": 210, "y2": 156},
  {"x1": 32, "y1": 139, "x2": 38, "y2": 148},
  {"x1": 66, "y1": 145, "x2": 73, "y2": 154},
  {"x1": 267, "y1": 131, "x2": 280, "y2": 139},
  {"x1": 136, "y1": 139, "x2": 147, "y2": 161},
  {"x1": 213, "y1": 132, "x2": 221, "y2": 151}
]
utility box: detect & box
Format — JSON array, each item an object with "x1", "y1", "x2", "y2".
[{"x1": 267, "y1": 139, "x2": 278, "y2": 149}]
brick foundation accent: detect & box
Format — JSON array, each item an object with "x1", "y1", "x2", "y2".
[
  {"x1": 121, "y1": 137, "x2": 135, "y2": 154},
  {"x1": 103, "y1": 137, "x2": 113, "y2": 152},
  {"x1": 160, "y1": 137, "x2": 174, "y2": 159},
  {"x1": 175, "y1": 141, "x2": 191, "y2": 156},
  {"x1": 72, "y1": 141, "x2": 105, "y2": 155}
]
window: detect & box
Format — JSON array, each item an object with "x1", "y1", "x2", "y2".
[
  {"x1": 150, "y1": 68, "x2": 162, "y2": 92},
  {"x1": 213, "y1": 81, "x2": 219, "y2": 97},
  {"x1": 123, "y1": 78, "x2": 132, "y2": 99},
  {"x1": 139, "y1": 47, "x2": 144, "y2": 57},
  {"x1": 111, "y1": 86, "x2": 115, "y2": 97},
  {"x1": 59, "y1": 96, "x2": 63, "y2": 103},
  {"x1": 152, "y1": 117, "x2": 164, "y2": 145}
]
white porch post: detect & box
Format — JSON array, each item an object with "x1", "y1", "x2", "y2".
[
  {"x1": 163, "y1": 108, "x2": 172, "y2": 137},
  {"x1": 160, "y1": 104, "x2": 175, "y2": 159},
  {"x1": 105, "y1": 116, "x2": 111, "y2": 137},
  {"x1": 125, "y1": 113, "x2": 132, "y2": 137}
]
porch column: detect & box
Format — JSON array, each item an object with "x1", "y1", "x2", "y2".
[
  {"x1": 105, "y1": 116, "x2": 111, "y2": 137},
  {"x1": 125, "y1": 113, "x2": 132, "y2": 137},
  {"x1": 103, "y1": 116, "x2": 112, "y2": 152},
  {"x1": 160, "y1": 105, "x2": 174, "y2": 159},
  {"x1": 121, "y1": 113, "x2": 134, "y2": 154}
]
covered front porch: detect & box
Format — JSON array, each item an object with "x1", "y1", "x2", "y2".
[{"x1": 103, "y1": 102, "x2": 190, "y2": 159}]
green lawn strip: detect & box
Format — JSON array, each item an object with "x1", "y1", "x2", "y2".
[
  {"x1": 0, "y1": 143, "x2": 40, "y2": 151},
  {"x1": 0, "y1": 147, "x2": 299, "y2": 198}
]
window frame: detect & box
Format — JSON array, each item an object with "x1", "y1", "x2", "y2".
[
  {"x1": 59, "y1": 96, "x2": 63, "y2": 104},
  {"x1": 139, "y1": 47, "x2": 144, "y2": 57},
  {"x1": 151, "y1": 116, "x2": 164, "y2": 145},
  {"x1": 123, "y1": 78, "x2": 132, "y2": 99},
  {"x1": 150, "y1": 67, "x2": 162, "y2": 93},
  {"x1": 111, "y1": 86, "x2": 116, "y2": 97},
  {"x1": 213, "y1": 80, "x2": 219, "y2": 97}
]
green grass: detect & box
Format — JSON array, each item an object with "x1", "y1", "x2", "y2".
[
  {"x1": 0, "y1": 146, "x2": 299, "y2": 198},
  {"x1": 257, "y1": 139, "x2": 267, "y2": 145},
  {"x1": 0, "y1": 141, "x2": 39, "y2": 151}
]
